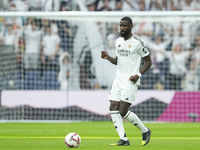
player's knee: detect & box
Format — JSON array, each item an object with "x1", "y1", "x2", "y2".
[
  {"x1": 109, "y1": 101, "x2": 119, "y2": 111},
  {"x1": 119, "y1": 108, "x2": 128, "y2": 117}
]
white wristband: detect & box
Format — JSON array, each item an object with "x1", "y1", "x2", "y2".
[{"x1": 136, "y1": 72, "x2": 142, "y2": 78}]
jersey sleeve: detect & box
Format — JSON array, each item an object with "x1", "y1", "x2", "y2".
[{"x1": 137, "y1": 39, "x2": 149, "y2": 58}]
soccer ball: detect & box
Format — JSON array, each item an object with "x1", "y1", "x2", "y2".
[{"x1": 64, "y1": 132, "x2": 81, "y2": 148}]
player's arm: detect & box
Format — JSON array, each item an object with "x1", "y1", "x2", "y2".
[
  {"x1": 129, "y1": 54, "x2": 152, "y2": 82},
  {"x1": 140, "y1": 54, "x2": 152, "y2": 75},
  {"x1": 101, "y1": 51, "x2": 118, "y2": 65}
]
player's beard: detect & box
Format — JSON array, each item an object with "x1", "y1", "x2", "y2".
[{"x1": 120, "y1": 30, "x2": 129, "y2": 38}]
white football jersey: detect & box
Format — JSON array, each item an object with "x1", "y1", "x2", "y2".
[{"x1": 115, "y1": 34, "x2": 149, "y2": 85}]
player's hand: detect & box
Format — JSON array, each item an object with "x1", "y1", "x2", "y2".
[
  {"x1": 129, "y1": 75, "x2": 139, "y2": 82},
  {"x1": 101, "y1": 51, "x2": 108, "y2": 59}
]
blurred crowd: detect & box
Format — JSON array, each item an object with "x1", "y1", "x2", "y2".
[
  {"x1": 1, "y1": 0, "x2": 200, "y2": 11},
  {"x1": 0, "y1": 0, "x2": 200, "y2": 91},
  {"x1": 0, "y1": 17, "x2": 73, "y2": 90}
]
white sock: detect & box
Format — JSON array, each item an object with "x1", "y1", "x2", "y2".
[
  {"x1": 124, "y1": 111, "x2": 148, "y2": 133},
  {"x1": 110, "y1": 110, "x2": 128, "y2": 141}
]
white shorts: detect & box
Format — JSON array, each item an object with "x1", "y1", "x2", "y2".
[{"x1": 108, "y1": 80, "x2": 138, "y2": 104}]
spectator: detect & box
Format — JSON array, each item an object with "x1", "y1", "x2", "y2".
[
  {"x1": 51, "y1": 20, "x2": 58, "y2": 34},
  {"x1": 165, "y1": 44, "x2": 193, "y2": 90},
  {"x1": 153, "y1": 82, "x2": 164, "y2": 90},
  {"x1": 60, "y1": 0, "x2": 72, "y2": 11},
  {"x1": 85, "y1": 0, "x2": 99, "y2": 11},
  {"x1": 7, "y1": 3, "x2": 17, "y2": 11},
  {"x1": 97, "y1": 0, "x2": 115, "y2": 10},
  {"x1": 183, "y1": 21, "x2": 198, "y2": 48},
  {"x1": 106, "y1": 23, "x2": 119, "y2": 50},
  {"x1": 0, "y1": 0, "x2": 8, "y2": 11},
  {"x1": 138, "y1": 1, "x2": 146, "y2": 11},
  {"x1": 7, "y1": 0, "x2": 29, "y2": 11},
  {"x1": 149, "y1": 0, "x2": 162, "y2": 11},
  {"x1": 0, "y1": 18, "x2": 8, "y2": 38},
  {"x1": 24, "y1": 20, "x2": 43, "y2": 70},
  {"x1": 161, "y1": 0, "x2": 170, "y2": 11},
  {"x1": 168, "y1": 22, "x2": 191, "y2": 50},
  {"x1": 112, "y1": 0, "x2": 139, "y2": 11},
  {"x1": 115, "y1": 0, "x2": 127, "y2": 11},
  {"x1": 146, "y1": 35, "x2": 171, "y2": 85},
  {"x1": 57, "y1": 20, "x2": 72, "y2": 53},
  {"x1": 182, "y1": 0, "x2": 194, "y2": 11},
  {"x1": 170, "y1": 1, "x2": 178, "y2": 11},
  {"x1": 41, "y1": 25, "x2": 60, "y2": 76},
  {"x1": 133, "y1": 22, "x2": 154, "y2": 40},
  {"x1": 41, "y1": 19, "x2": 49, "y2": 34},
  {"x1": 192, "y1": 34, "x2": 200, "y2": 89},
  {"x1": 171, "y1": 0, "x2": 183, "y2": 10},
  {"x1": 23, "y1": 18, "x2": 33, "y2": 31},
  {"x1": 97, "y1": 22, "x2": 107, "y2": 39},
  {"x1": 123, "y1": 0, "x2": 138, "y2": 10},
  {"x1": 123, "y1": 0, "x2": 150, "y2": 11},
  {"x1": 172, "y1": 24, "x2": 191, "y2": 51},
  {"x1": 3, "y1": 17, "x2": 23, "y2": 41},
  {"x1": 191, "y1": 0, "x2": 200, "y2": 10},
  {"x1": 41, "y1": 19, "x2": 58, "y2": 35},
  {"x1": 1, "y1": 24, "x2": 17, "y2": 46},
  {"x1": 137, "y1": 0, "x2": 151, "y2": 10},
  {"x1": 58, "y1": 51, "x2": 71, "y2": 90},
  {"x1": 114, "y1": 0, "x2": 123, "y2": 11},
  {"x1": 183, "y1": 61, "x2": 199, "y2": 91},
  {"x1": 41, "y1": 0, "x2": 60, "y2": 11},
  {"x1": 151, "y1": 22, "x2": 168, "y2": 41},
  {"x1": 78, "y1": 44, "x2": 96, "y2": 89},
  {"x1": 59, "y1": 0, "x2": 72, "y2": 53},
  {"x1": 28, "y1": 0, "x2": 42, "y2": 11},
  {"x1": 98, "y1": 0, "x2": 112, "y2": 11}
]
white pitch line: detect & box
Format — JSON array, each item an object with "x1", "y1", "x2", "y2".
[{"x1": 0, "y1": 136, "x2": 200, "y2": 140}]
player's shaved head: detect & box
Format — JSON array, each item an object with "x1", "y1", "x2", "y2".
[
  {"x1": 120, "y1": 16, "x2": 133, "y2": 39},
  {"x1": 121, "y1": 16, "x2": 133, "y2": 25}
]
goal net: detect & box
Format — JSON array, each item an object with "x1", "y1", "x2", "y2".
[{"x1": 0, "y1": 11, "x2": 200, "y2": 122}]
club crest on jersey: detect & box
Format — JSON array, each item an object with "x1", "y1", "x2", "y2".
[
  {"x1": 128, "y1": 43, "x2": 132, "y2": 48},
  {"x1": 118, "y1": 44, "x2": 121, "y2": 47}
]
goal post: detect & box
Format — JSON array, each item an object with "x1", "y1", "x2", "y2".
[
  {"x1": 0, "y1": 11, "x2": 199, "y2": 122},
  {"x1": 1, "y1": 11, "x2": 200, "y2": 22}
]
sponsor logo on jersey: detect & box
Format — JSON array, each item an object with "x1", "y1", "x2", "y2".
[{"x1": 117, "y1": 49, "x2": 130, "y2": 57}]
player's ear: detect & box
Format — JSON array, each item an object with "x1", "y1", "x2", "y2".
[{"x1": 131, "y1": 24, "x2": 133, "y2": 29}]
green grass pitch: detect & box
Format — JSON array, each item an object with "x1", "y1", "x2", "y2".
[{"x1": 0, "y1": 121, "x2": 200, "y2": 150}]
